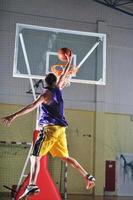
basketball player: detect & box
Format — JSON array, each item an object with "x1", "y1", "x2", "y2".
[{"x1": 1, "y1": 48, "x2": 95, "y2": 199}]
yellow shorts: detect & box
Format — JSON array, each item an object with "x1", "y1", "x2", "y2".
[{"x1": 32, "y1": 125, "x2": 69, "y2": 158}]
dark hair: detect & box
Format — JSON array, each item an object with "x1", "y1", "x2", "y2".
[{"x1": 45, "y1": 73, "x2": 57, "y2": 87}]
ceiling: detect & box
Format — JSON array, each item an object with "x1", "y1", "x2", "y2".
[{"x1": 94, "y1": 0, "x2": 133, "y2": 16}]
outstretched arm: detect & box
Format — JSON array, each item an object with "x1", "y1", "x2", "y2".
[{"x1": 0, "y1": 90, "x2": 52, "y2": 127}]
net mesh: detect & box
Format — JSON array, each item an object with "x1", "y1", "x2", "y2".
[
  {"x1": 0, "y1": 144, "x2": 66, "y2": 199},
  {"x1": 0, "y1": 144, "x2": 30, "y2": 198}
]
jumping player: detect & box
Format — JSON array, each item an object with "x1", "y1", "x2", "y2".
[{"x1": 1, "y1": 49, "x2": 95, "y2": 199}]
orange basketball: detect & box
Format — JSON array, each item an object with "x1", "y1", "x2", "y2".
[{"x1": 58, "y1": 47, "x2": 72, "y2": 62}]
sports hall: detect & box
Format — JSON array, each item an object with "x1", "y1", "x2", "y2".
[{"x1": 0, "y1": 0, "x2": 133, "y2": 200}]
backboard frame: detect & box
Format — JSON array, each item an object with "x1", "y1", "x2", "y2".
[{"x1": 13, "y1": 23, "x2": 106, "y2": 85}]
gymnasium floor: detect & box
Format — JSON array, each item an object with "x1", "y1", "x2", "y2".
[
  {"x1": 68, "y1": 195, "x2": 133, "y2": 200},
  {"x1": 1, "y1": 194, "x2": 133, "y2": 200}
]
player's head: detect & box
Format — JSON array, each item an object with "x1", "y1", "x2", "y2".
[{"x1": 45, "y1": 73, "x2": 57, "y2": 87}]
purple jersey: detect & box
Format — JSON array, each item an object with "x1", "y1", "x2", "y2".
[{"x1": 38, "y1": 87, "x2": 68, "y2": 127}]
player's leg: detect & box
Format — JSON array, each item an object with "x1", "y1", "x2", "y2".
[
  {"x1": 23, "y1": 131, "x2": 45, "y2": 194},
  {"x1": 19, "y1": 158, "x2": 41, "y2": 200},
  {"x1": 19, "y1": 126, "x2": 60, "y2": 199},
  {"x1": 61, "y1": 156, "x2": 88, "y2": 177},
  {"x1": 19, "y1": 130, "x2": 46, "y2": 200},
  {"x1": 50, "y1": 127, "x2": 95, "y2": 190},
  {"x1": 29, "y1": 155, "x2": 41, "y2": 185},
  {"x1": 19, "y1": 156, "x2": 41, "y2": 199},
  {"x1": 61, "y1": 156, "x2": 95, "y2": 189}
]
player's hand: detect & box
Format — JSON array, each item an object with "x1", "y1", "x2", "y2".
[
  {"x1": 0, "y1": 115, "x2": 15, "y2": 127},
  {"x1": 65, "y1": 51, "x2": 72, "y2": 62}
]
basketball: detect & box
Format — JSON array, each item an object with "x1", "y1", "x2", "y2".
[{"x1": 58, "y1": 47, "x2": 72, "y2": 62}]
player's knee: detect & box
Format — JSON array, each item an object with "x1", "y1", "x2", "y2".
[
  {"x1": 60, "y1": 156, "x2": 69, "y2": 162},
  {"x1": 30, "y1": 155, "x2": 40, "y2": 162}
]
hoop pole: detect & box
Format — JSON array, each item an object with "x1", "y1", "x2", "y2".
[
  {"x1": 19, "y1": 33, "x2": 36, "y2": 100},
  {"x1": 17, "y1": 34, "x2": 38, "y2": 192},
  {"x1": 19, "y1": 33, "x2": 39, "y2": 128},
  {"x1": 64, "y1": 162, "x2": 68, "y2": 199},
  {"x1": 77, "y1": 40, "x2": 101, "y2": 69},
  {"x1": 16, "y1": 143, "x2": 33, "y2": 191}
]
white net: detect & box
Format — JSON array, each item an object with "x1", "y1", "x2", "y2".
[{"x1": 0, "y1": 144, "x2": 30, "y2": 199}]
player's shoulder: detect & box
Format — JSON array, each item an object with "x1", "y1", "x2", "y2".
[
  {"x1": 42, "y1": 86, "x2": 60, "y2": 95},
  {"x1": 40, "y1": 87, "x2": 51, "y2": 97}
]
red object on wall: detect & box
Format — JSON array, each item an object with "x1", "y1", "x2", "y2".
[
  {"x1": 105, "y1": 160, "x2": 116, "y2": 191},
  {"x1": 15, "y1": 155, "x2": 61, "y2": 200}
]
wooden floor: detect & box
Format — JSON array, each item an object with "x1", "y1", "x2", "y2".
[
  {"x1": 67, "y1": 195, "x2": 133, "y2": 200},
  {"x1": 1, "y1": 194, "x2": 133, "y2": 200}
]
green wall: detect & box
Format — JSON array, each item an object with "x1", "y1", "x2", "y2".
[
  {"x1": 0, "y1": 103, "x2": 36, "y2": 192},
  {"x1": 1, "y1": 103, "x2": 133, "y2": 195},
  {"x1": 95, "y1": 112, "x2": 133, "y2": 195},
  {"x1": 0, "y1": 103, "x2": 36, "y2": 142},
  {"x1": 66, "y1": 109, "x2": 95, "y2": 194}
]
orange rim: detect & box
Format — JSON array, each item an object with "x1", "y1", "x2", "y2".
[{"x1": 51, "y1": 64, "x2": 78, "y2": 77}]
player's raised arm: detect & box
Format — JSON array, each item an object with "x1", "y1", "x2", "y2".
[{"x1": 57, "y1": 48, "x2": 72, "y2": 89}]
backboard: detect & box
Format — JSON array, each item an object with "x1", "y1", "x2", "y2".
[{"x1": 13, "y1": 23, "x2": 106, "y2": 85}]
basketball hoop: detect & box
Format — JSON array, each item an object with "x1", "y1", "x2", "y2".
[
  {"x1": 51, "y1": 64, "x2": 78, "y2": 77},
  {"x1": 51, "y1": 64, "x2": 78, "y2": 87}
]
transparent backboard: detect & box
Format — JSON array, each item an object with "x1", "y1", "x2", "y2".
[{"x1": 13, "y1": 23, "x2": 106, "y2": 85}]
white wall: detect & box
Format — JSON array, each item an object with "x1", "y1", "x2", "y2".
[{"x1": 0, "y1": 0, "x2": 133, "y2": 114}]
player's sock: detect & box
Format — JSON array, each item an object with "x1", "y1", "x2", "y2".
[
  {"x1": 86, "y1": 174, "x2": 95, "y2": 182},
  {"x1": 86, "y1": 174, "x2": 95, "y2": 190}
]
